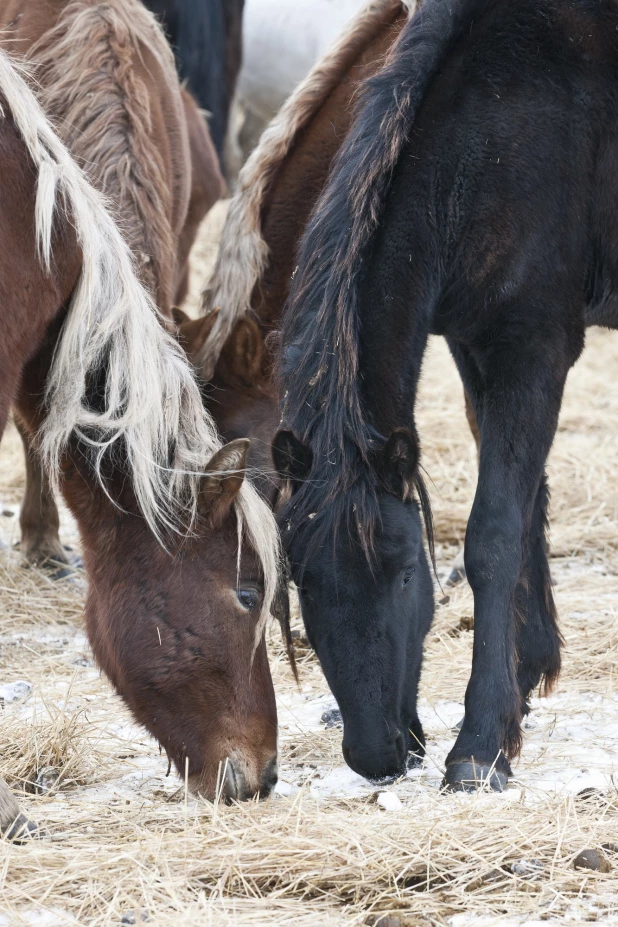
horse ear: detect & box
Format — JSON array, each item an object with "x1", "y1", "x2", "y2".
[
  {"x1": 199, "y1": 438, "x2": 250, "y2": 525},
  {"x1": 175, "y1": 308, "x2": 220, "y2": 372},
  {"x1": 218, "y1": 317, "x2": 264, "y2": 388},
  {"x1": 380, "y1": 428, "x2": 419, "y2": 499},
  {"x1": 272, "y1": 430, "x2": 313, "y2": 488}
]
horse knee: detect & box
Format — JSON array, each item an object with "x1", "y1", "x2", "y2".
[{"x1": 464, "y1": 510, "x2": 524, "y2": 595}]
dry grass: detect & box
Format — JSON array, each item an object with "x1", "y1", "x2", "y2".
[{"x1": 0, "y1": 209, "x2": 618, "y2": 925}]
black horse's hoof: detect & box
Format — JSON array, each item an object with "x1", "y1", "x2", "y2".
[{"x1": 442, "y1": 761, "x2": 509, "y2": 793}]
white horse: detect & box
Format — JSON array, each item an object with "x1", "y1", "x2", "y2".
[{"x1": 229, "y1": 0, "x2": 368, "y2": 167}]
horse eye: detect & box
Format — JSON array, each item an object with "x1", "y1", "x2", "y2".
[
  {"x1": 402, "y1": 567, "x2": 416, "y2": 588},
  {"x1": 237, "y1": 588, "x2": 260, "y2": 611}
]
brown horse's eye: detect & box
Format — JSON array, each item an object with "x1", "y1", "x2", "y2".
[{"x1": 237, "y1": 588, "x2": 260, "y2": 611}]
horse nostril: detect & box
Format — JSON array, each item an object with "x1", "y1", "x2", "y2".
[{"x1": 260, "y1": 755, "x2": 278, "y2": 796}]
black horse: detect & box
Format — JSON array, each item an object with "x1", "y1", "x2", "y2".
[
  {"x1": 274, "y1": 0, "x2": 618, "y2": 790},
  {"x1": 144, "y1": 0, "x2": 244, "y2": 157}
]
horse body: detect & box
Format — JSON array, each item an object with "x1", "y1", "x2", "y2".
[
  {"x1": 0, "y1": 0, "x2": 281, "y2": 829},
  {"x1": 277, "y1": 0, "x2": 618, "y2": 788},
  {"x1": 144, "y1": 0, "x2": 244, "y2": 159}
]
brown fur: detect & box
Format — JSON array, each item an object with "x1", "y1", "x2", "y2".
[{"x1": 0, "y1": 1, "x2": 277, "y2": 803}]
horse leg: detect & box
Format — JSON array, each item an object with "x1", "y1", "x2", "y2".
[
  {"x1": 446, "y1": 387, "x2": 481, "y2": 586},
  {"x1": 514, "y1": 473, "x2": 561, "y2": 708},
  {"x1": 0, "y1": 777, "x2": 37, "y2": 841},
  {"x1": 15, "y1": 417, "x2": 69, "y2": 569},
  {"x1": 443, "y1": 334, "x2": 578, "y2": 791}
]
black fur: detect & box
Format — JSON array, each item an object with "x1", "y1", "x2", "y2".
[
  {"x1": 276, "y1": 0, "x2": 618, "y2": 787},
  {"x1": 144, "y1": 0, "x2": 244, "y2": 156}
]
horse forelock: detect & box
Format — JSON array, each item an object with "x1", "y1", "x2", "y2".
[
  {"x1": 279, "y1": 0, "x2": 488, "y2": 542},
  {"x1": 0, "y1": 44, "x2": 281, "y2": 628},
  {"x1": 196, "y1": 0, "x2": 412, "y2": 381}
]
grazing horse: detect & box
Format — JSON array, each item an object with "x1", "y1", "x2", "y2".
[
  {"x1": 144, "y1": 0, "x2": 244, "y2": 160},
  {"x1": 274, "y1": 0, "x2": 618, "y2": 790},
  {"x1": 1, "y1": 0, "x2": 224, "y2": 571},
  {"x1": 0, "y1": 10, "x2": 281, "y2": 838},
  {"x1": 180, "y1": 0, "x2": 410, "y2": 501}
]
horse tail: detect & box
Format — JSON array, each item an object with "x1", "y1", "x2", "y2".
[
  {"x1": 281, "y1": 0, "x2": 487, "y2": 473},
  {"x1": 197, "y1": 0, "x2": 408, "y2": 382},
  {"x1": 0, "y1": 47, "x2": 281, "y2": 623}
]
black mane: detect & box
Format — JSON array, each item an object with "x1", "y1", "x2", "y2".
[{"x1": 278, "y1": 0, "x2": 489, "y2": 552}]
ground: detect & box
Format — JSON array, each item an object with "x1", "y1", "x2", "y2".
[{"x1": 0, "y1": 208, "x2": 617, "y2": 925}]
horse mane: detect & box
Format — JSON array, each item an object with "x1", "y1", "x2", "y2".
[
  {"x1": 0, "y1": 46, "x2": 280, "y2": 625},
  {"x1": 196, "y1": 0, "x2": 412, "y2": 381},
  {"x1": 279, "y1": 0, "x2": 488, "y2": 550},
  {"x1": 30, "y1": 0, "x2": 177, "y2": 311}
]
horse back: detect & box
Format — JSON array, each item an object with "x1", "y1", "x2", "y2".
[{"x1": 370, "y1": 0, "x2": 618, "y2": 342}]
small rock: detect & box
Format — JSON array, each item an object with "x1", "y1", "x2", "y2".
[
  {"x1": 0, "y1": 680, "x2": 32, "y2": 705},
  {"x1": 377, "y1": 792, "x2": 402, "y2": 812},
  {"x1": 321, "y1": 708, "x2": 343, "y2": 729},
  {"x1": 121, "y1": 911, "x2": 149, "y2": 925},
  {"x1": 573, "y1": 849, "x2": 611, "y2": 873},
  {"x1": 511, "y1": 858, "x2": 544, "y2": 879},
  {"x1": 33, "y1": 767, "x2": 61, "y2": 795}
]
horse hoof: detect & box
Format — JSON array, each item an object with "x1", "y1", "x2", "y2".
[
  {"x1": 442, "y1": 761, "x2": 509, "y2": 793},
  {"x1": 3, "y1": 812, "x2": 39, "y2": 843}
]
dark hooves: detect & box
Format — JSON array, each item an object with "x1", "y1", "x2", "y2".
[
  {"x1": 446, "y1": 566, "x2": 466, "y2": 587},
  {"x1": 442, "y1": 761, "x2": 509, "y2": 793},
  {"x1": 3, "y1": 812, "x2": 39, "y2": 843}
]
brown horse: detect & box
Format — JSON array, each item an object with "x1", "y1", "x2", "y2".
[
  {"x1": 0, "y1": 5, "x2": 281, "y2": 838},
  {"x1": 173, "y1": 0, "x2": 411, "y2": 497},
  {"x1": 1, "y1": 0, "x2": 224, "y2": 571}
]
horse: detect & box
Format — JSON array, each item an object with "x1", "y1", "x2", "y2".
[
  {"x1": 143, "y1": 0, "x2": 244, "y2": 161},
  {"x1": 1, "y1": 0, "x2": 224, "y2": 574},
  {"x1": 234, "y1": 0, "x2": 369, "y2": 161},
  {"x1": 177, "y1": 0, "x2": 410, "y2": 503},
  {"x1": 0, "y1": 3, "x2": 281, "y2": 838},
  {"x1": 274, "y1": 0, "x2": 618, "y2": 791}
]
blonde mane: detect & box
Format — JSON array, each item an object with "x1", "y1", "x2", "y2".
[
  {"x1": 197, "y1": 0, "x2": 412, "y2": 380},
  {"x1": 0, "y1": 46, "x2": 280, "y2": 624},
  {"x1": 30, "y1": 0, "x2": 178, "y2": 309}
]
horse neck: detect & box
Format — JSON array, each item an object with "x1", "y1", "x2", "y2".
[{"x1": 254, "y1": 8, "x2": 408, "y2": 335}]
